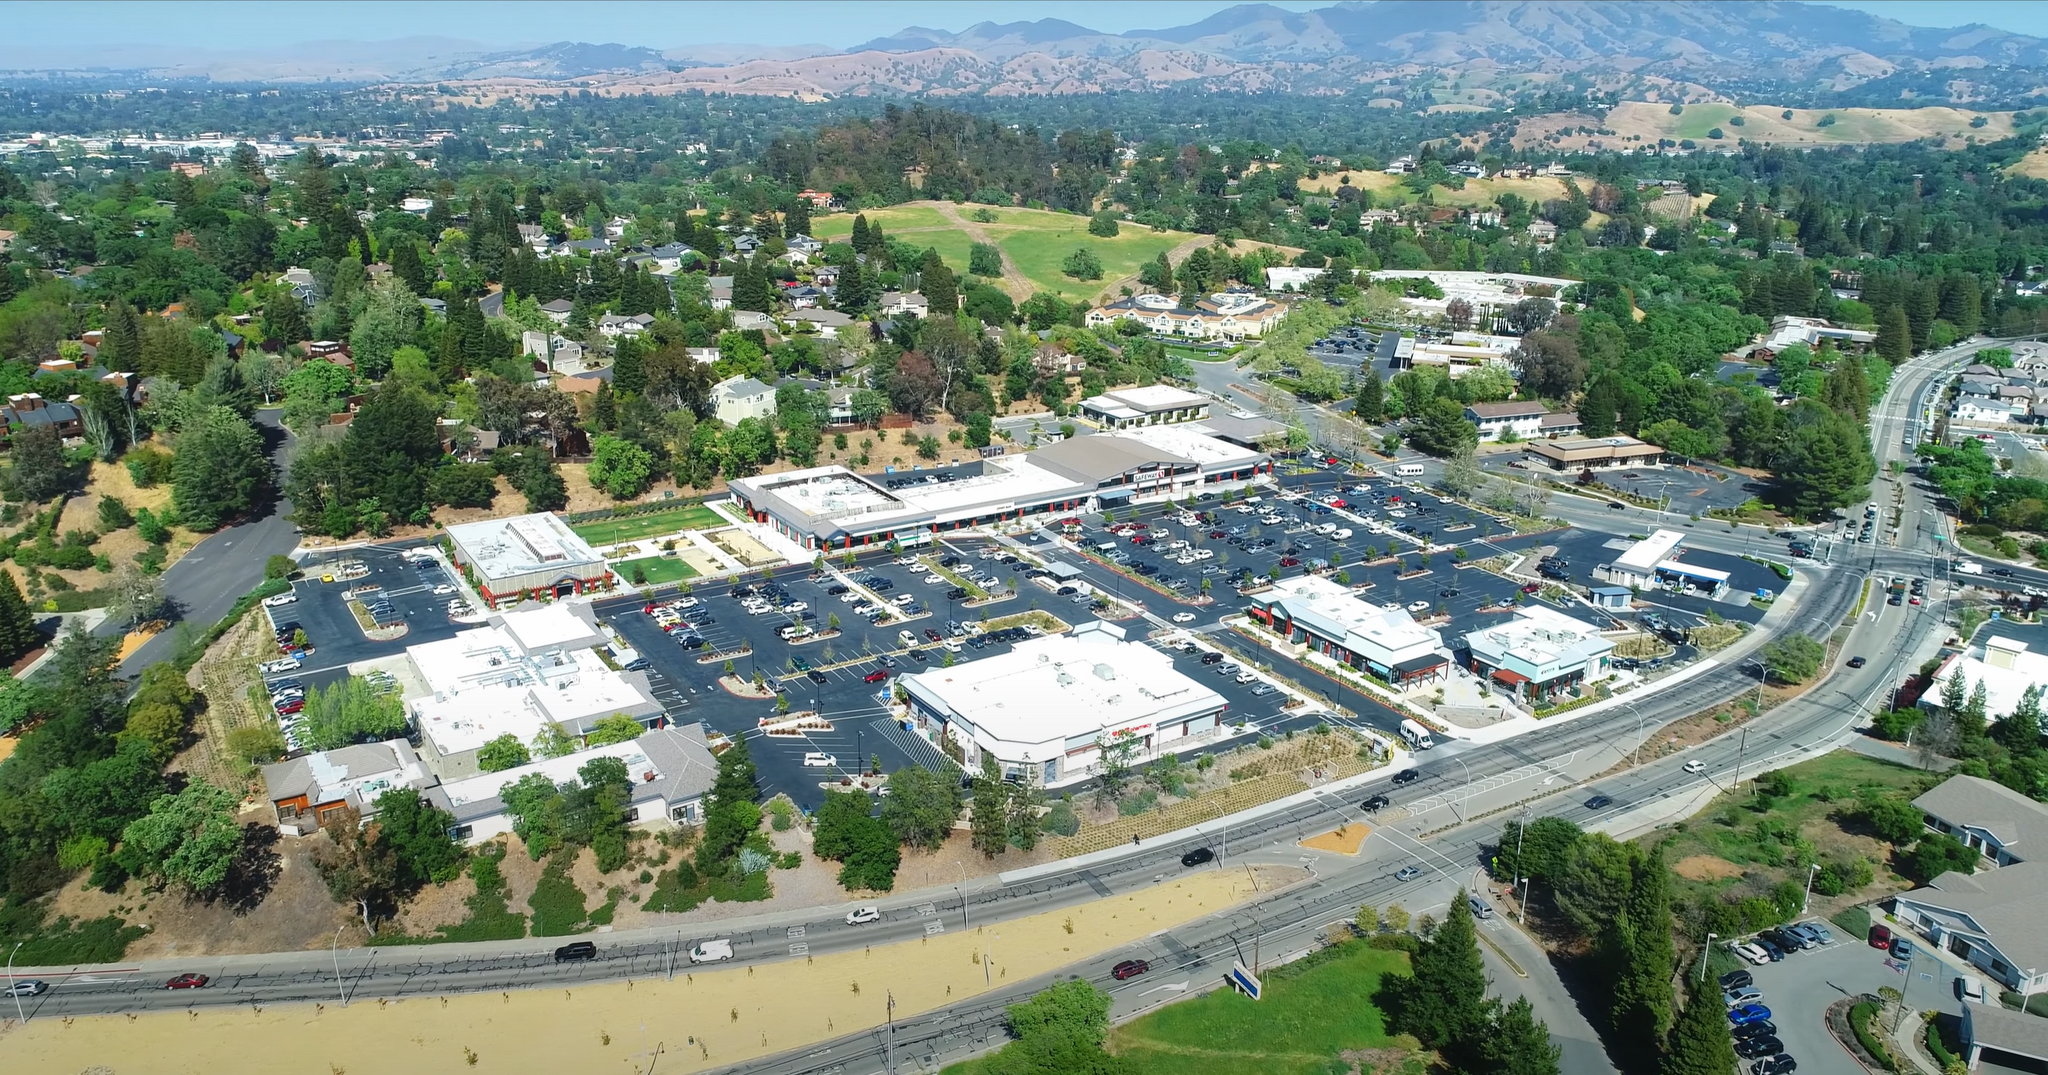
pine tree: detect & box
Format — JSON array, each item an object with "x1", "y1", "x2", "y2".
[
  {"x1": 102, "y1": 298, "x2": 143, "y2": 370},
  {"x1": 1464, "y1": 995, "x2": 1562, "y2": 1075},
  {"x1": 784, "y1": 199, "x2": 811, "y2": 238},
  {"x1": 1875, "y1": 305, "x2": 1911, "y2": 363},
  {"x1": 919, "y1": 249, "x2": 958, "y2": 317},
  {"x1": 612, "y1": 336, "x2": 645, "y2": 398},
  {"x1": 850, "y1": 214, "x2": 872, "y2": 257},
  {"x1": 1355, "y1": 368, "x2": 1385, "y2": 423},
  {"x1": 0, "y1": 570, "x2": 41, "y2": 665},
  {"x1": 836, "y1": 259, "x2": 872, "y2": 313},
  {"x1": 970, "y1": 754, "x2": 1009, "y2": 858},
  {"x1": 1991, "y1": 684, "x2": 2043, "y2": 753},
  {"x1": 696, "y1": 733, "x2": 760, "y2": 871},
  {"x1": 389, "y1": 240, "x2": 430, "y2": 296},
  {"x1": 1381, "y1": 889, "x2": 1491, "y2": 1049},
  {"x1": 1609, "y1": 847, "x2": 1676, "y2": 1059},
  {"x1": 0, "y1": 253, "x2": 15, "y2": 306},
  {"x1": 1660, "y1": 986, "x2": 1739, "y2": 1075},
  {"x1": 1579, "y1": 379, "x2": 1619, "y2": 437},
  {"x1": 1821, "y1": 350, "x2": 1869, "y2": 420}
]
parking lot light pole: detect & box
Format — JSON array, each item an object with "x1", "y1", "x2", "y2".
[
  {"x1": 332, "y1": 925, "x2": 348, "y2": 1007},
  {"x1": 1800, "y1": 862, "x2": 1821, "y2": 915},
  {"x1": 1697, "y1": 931, "x2": 1717, "y2": 983}
]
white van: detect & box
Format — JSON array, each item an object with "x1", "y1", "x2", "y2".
[
  {"x1": 1395, "y1": 463, "x2": 1425, "y2": 477},
  {"x1": 688, "y1": 938, "x2": 734, "y2": 964},
  {"x1": 1400, "y1": 718, "x2": 1435, "y2": 750}
]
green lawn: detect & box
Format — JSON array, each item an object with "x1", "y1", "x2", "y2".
[
  {"x1": 568, "y1": 504, "x2": 725, "y2": 546},
  {"x1": 997, "y1": 227, "x2": 1188, "y2": 303},
  {"x1": 1110, "y1": 943, "x2": 1415, "y2": 1075},
  {"x1": 811, "y1": 205, "x2": 957, "y2": 237},
  {"x1": 617, "y1": 555, "x2": 699, "y2": 585}
]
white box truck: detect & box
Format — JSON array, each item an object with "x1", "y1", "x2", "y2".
[
  {"x1": 687, "y1": 938, "x2": 734, "y2": 964},
  {"x1": 1399, "y1": 719, "x2": 1435, "y2": 750},
  {"x1": 1956, "y1": 561, "x2": 1984, "y2": 575}
]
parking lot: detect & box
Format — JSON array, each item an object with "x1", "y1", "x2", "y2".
[
  {"x1": 1477, "y1": 455, "x2": 1766, "y2": 515},
  {"x1": 261, "y1": 543, "x2": 472, "y2": 686},
  {"x1": 1720, "y1": 921, "x2": 1992, "y2": 1075},
  {"x1": 591, "y1": 556, "x2": 995, "y2": 811}
]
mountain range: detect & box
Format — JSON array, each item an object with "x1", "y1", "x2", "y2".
[{"x1": 4, "y1": 1, "x2": 2044, "y2": 104}]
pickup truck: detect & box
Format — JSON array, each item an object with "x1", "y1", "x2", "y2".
[{"x1": 688, "y1": 938, "x2": 734, "y2": 964}]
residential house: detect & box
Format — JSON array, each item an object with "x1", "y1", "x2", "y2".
[
  {"x1": 788, "y1": 234, "x2": 823, "y2": 256},
  {"x1": 786, "y1": 308, "x2": 853, "y2": 337},
  {"x1": 685, "y1": 347, "x2": 719, "y2": 366},
  {"x1": 1891, "y1": 860, "x2": 2048, "y2": 998},
  {"x1": 1, "y1": 393, "x2": 84, "y2": 445},
  {"x1": 646, "y1": 242, "x2": 696, "y2": 272},
  {"x1": 419, "y1": 297, "x2": 447, "y2": 317},
  {"x1": 434, "y1": 725, "x2": 720, "y2": 841},
  {"x1": 1083, "y1": 292, "x2": 1287, "y2": 341},
  {"x1": 400, "y1": 197, "x2": 434, "y2": 215},
  {"x1": 707, "y1": 275, "x2": 734, "y2": 310},
  {"x1": 826, "y1": 385, "x2": 857, "y2": 425},
  {"x1": 553, "y1": 237, "x2": 612, "y2": 258},
  {"x1": 262, "y1": 740, "x2": 434, "y2": 836},
  {"x1": 1956, "y1": 398, "x2": 2021, "y2": 424},
  {"x1": 784, "y1": 284, "x2": 823, "y2": 309},
  {"x1": 1464, "y1": 401, "x2": 1549, "y2": 442},
  {"x1": 732, "y1": 310, "x2": 774, "y2": 332},
  {"x1": 1912, "y1": 773, "x2": 2048, "y2": 868},
  {"x1": 604, "y1": 215, "x2": 630, "y2": 239},
  {"x1": 539, "y1": 298, "x2": 575, "y2": 324},
  {"x1": 813, "y1": 265, "x2": 840, "y2": 289},
  {"x1": 516, "y1": 223, "x2": 548, "y2": 251},
  {"x1": 881, "y1": 291, "x2": 929, "y2": 318},
  {"x1": 597, "y1": 312, "x2": 655, "y2": 338},
  {"x1": 732, "y1": 233, "x2": 762, "y2": 256},
  {"x1": 795, "y1": 189, "x2": 835, "y2": 208},
  {"x1": 1527, "y1": 221, "x2": 1559, "y2": 245},
  {"x1": 1761, "y1": 315, "x2": 1878, "y2": 352},
  {"x1": 712, "y1": 375, "x2": 776, "y2": 425}
]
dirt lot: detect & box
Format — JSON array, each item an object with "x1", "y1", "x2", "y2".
[
  {"x1": 5, "y1": 459, "x2": 197, "y2": 597},
  {"x1": 4, "y1": 867, "x2": 1305, "y2": 1075}
]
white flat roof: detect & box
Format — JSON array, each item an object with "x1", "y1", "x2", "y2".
[
  {"x1": 446, "y1": 512, "x2": 603, "y2": 581},
  {"x1": 1115, "y1": 425, "x2": 1266, "y2": 470},
  {"x1": 497, "y1": 603, "x2": 604, "y2": 653},
  {"x1": 405, "y1": 619, "x2": 659, "y2": 753},
  {"x1": 1656, "y1": 558, "x2": 1730, "y2": 583},
  {"x1": 902, "y1": 622, "x2": 1224, "y2": 747},
  {"x1": 1616, "y1": 529, "x2": 1686, "y2": 571},
  {"x1": 411, "y1": 685, "x2": 554, "y2": 758},
  {"x1": 440, "y1": 739, "x2": 661, "y2": 809},
  {"x1": 1105, "y1": 385, "x2": 1208, "y2": 410},
  {"x1": 1257, "y1": 575, "x2": 1441, "y2": 658},
  {"x1": 1464, "y1": 605, "x2": 1613, "y2": 668},
  {"x1": 897, "y1": 457, "x2": 1087, "y2": 516}
]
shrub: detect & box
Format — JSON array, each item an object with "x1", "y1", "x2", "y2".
[
  {"x1": 1367, "y1": 932, "x2": 1421, "y2": 953},
  {"x1": 1041, "y1": 799, "x2": 1080, "y2": 836},
  {"x1": 1849, "y1": 1001, "x2": 1895, "y2": 1068}
]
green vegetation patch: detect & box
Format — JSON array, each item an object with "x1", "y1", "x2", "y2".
[
  {"x1": 0, "y1": 899, "x2": 148, "y2": 965},
  {"x1": 569, "y1": 504, "x2": 726, "y2": 545},
  {"x1": 1107, "y1": 941, "x2": 1415, "y2": 1075},
  {"x1": 371, "y1": 844, "x2": 526, "y2": 945},
  {"x1": 618, "y1": 555, "x2": 700, "y2": 585}
]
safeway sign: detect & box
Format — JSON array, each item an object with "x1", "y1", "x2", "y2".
[{"x1": 1229, "y1": 961, "x2": 1262, "y2": 1001}]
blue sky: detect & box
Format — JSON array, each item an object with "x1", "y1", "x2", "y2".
[{"x1": 4, "y1": 0, "x2": 2043, "y2": 55}]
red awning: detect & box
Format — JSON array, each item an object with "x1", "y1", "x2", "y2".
[{"x1": 1490, "y1": 668, "x2": 1530, "y2": 686}]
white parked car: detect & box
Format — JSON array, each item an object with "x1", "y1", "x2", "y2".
[
  {"x1": 1234, "y1": 671, "x2": 1258, "y2": 684},
  {"x1": 782, "y1": 602, "x2": 808, "y2": 613},
  {"x1": 1388, "y1": 509, "x2": 1408, "y2": 519},
  {"x1": 892, "y1": 593, "x2": 915, "y2": 606},
  {"x1": 262, "y1": 592, "x2": 298, "y2": 607},
  {"x1": 260, "y1": 657, "x2": 302, "y2": 674},
  {"x1": 1172, "y1": 612, "x2": 1196, "y2": 623},
  {"x1": 899, "y1": 630, "x2": 919, "y2": 647},
  {"x1": 925, "y1": 575, "x2": 947, "y2": 586},
  {"x1": 1332, "y1": 529, "x2": 1352, "y2": 540},
  {"x1": 432, "y1": 584, "x2": 457, "y2": 596},
  {"x1": 1315, "y1": 523, "x2": 1338, "y2": 535},
  {"x1": 1728, "y1": 941, "x2": 1771, "y2": 966},
  {"x1": 895, "y1": 556, "x2": 921, "y2": 567},
  {"x1": 846, "y1": 906, "x2": 881, "y2": 925},
  {"x1": 1407, "y1": 600, "x2": 1431, "y2": 613},
  {"x1": 1192, "y1": 549, "x2": 1214, "y2": 560},
  {"x1": 1683, "y1": 759, "x2": 1705, "y2": 774},
  {"x1": 803, "y1": 752, "x2": 838, "y2": 767}
]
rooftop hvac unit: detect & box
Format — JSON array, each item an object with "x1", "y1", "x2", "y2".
[{"x1": 643, "y1": 770, "x2": 657, "y2": 782}]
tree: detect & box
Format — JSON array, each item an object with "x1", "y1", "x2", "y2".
[
  {"x1": 120, "y1": 782, "x2": 246, "y2": 895},
  {"x1": 881, "y1": 764, "x2": 964, "y2": 851},
  {"x1": 584, "y1": 714, "x2": 645, "y2": 746},
  {"x1": 1493, "y1": 816, "x2": 1584, "y2": 883},
  {"x1": 1861, "y1": 795, "x2": 1925, "y2": 844},
  {"x1": 477, "y1": 733, "x2": 532, "y2": 772},
  {"x1": 1354, "y1": 367, "x2": 1385, "y2": 423},
  {"x1": 313, "y1": 805, "x2": 400, "y2": 933},
  {"x1": 587, "y1": 433, "x2": 655, "y2": 499},
  {"x1": 1087, "y1": 212, "x2": 1121, "y2": 238},
  {"x1": 429, "y1": 462, "x2": 498, "y2": 508},
  {"x1": 8, "y1": 425, "x2": 78, "y2": 502},
  {"x1": 919, "y1": 248, "x2": 959, "y2": 317},
  {"x1": 1060, "y1": 248, "x2": 1104, "y2": 281},
  {"x1": 987, "y1": 979, "x2": 1126, "y2": 1075},
  {"x1": 1554, "y1": 832, "x2": 1636, "y2": 937},
  {"x1": 1991, "y1": 683, "x2": 2043, "y2": 753},
  {"x1": 349, "y1": 278, "x2": 425, "y2": 379},
  {"x1": 1378, "y1": 888, "x2": 1491, "y2": 1049},
  {"x1": 1609, "y1": 846, "x2": 1676, "y2": 1055},
  {"x1": 1907, "y1": 833, "x2": 1977, "y2": 881},
  {"x1": 813, "y1": 789, "x2": 900, "y2": 891},
  {"x1": 171, "y1": 406, "x2": 267, "y2": 530},
  {"x1": 1440, "y1": 449, "x2": 1486, "y2": 499},
  {"x1": 969, "y1": 242, "x2": 1004, "y2": 278},
  {"x1": 971, "y1": 753, "x2": 1010, "y2": 858},
  {"x1": 697, "y1": 733, "x2": 761, "y2": 870},
  {"x1": 1660, "y1": 984, "x2": 1740, "y2": 1075},
  {"x1": 1875, "y1": 304, "x2": 1911, "y2": 363},
  {"x1": 371, "y1": 786, "x2": 463, "y2": 886},
  {"x1": 1408, "y1": 397, "x2": 1479, "y2": 458},
  {"x1": 1761, "y1": 634, "x2": 1825, "y2": 684},
  {"x1": 1466, "y1": 995, "x2": 1563, "y2": 1075},
  {"x1": 500, "y1": 772, "x2": 569, "y2": 859},
  {"x1": 0, "y1": 571, "x2": 42, "y2": 666}
]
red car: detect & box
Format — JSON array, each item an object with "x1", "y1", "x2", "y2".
[
  {"x1": 1208, "y1": 530, "x2": 1226, "y2": 539},
  {"x1": 164, "y1": 973, "x2": 209, "y2": 990},
  {"x1": 925, "y1": 628, "x2": 943, "y2": 642},
  {"x1": 275, "y1": 699, "x2": 305, "y2": 715},
  {"x1": 1280, "y1": 557, "x2": 1301, "y2": 567},
  {"x1": 1869, "y1": 924, "x2": 1892, "y2": 949},
  {"x1": 1129, "y1": 523, "x2": 1148, "y2": 530},
  {"x1": 864, "y1": 670, "x2": 889, "y2": 683},
  {"x1": 643, "y1": 602, "x2": 659, "y2": 614},
  {"x1": 1112, "y1": 959, "x2": 1150, "y2": 980},
  {"x1": 1521, "y1": 582, "x2": 1541, "y2": 594},
  {"x1": 1330, "y1": 499, "x2": 1348, "y2": 509}
]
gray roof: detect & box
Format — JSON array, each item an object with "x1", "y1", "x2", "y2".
[
  {"x1": 1913, "y1": 774, "x2": 2048, "y2": 860},
  {"x1": 540, "y1": 298, "x2": 575, "y2": 313},
  {"x1": 435, "y1": 724, "x2": 717, "y2": 826},
  {"x1": 1185, "y1": 412, "x2": 1284, "y2": 448},
  {"x1": 718, "y1": 376, "x2": 773, "y2": 399},
  {"x1": 262, "y1": 740, "x2": 426, "y2": 811},
  {"x1": 1965, "y1": 1001, "x2": 2048, "y2": 1062},
  {"x1": 1909, "y1": 861, "x2": 2048, "y2": 979},
  {"x1": 1027, "y1": 434, "x2": 1194, "y2": 486}
]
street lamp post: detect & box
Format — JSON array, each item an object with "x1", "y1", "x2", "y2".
[
  {"x1": 1452, "y1": 754, "x2": 1473, "y2": 820},
  {"x1": 1629, "y1": 703, "x2": 1645, "y2": 766},
  {"x1": 332, "y1": 925, "x2": 348, "y2": 1007},
  {"x1": 1800, "y1": 862, "x2": 1821, "y2": 915},
  {"x1": 1512, "y1": 806, "x2": 1531, "y2": 922},
  {"x1": 1697, "y1": 931, "x2": 1718, "y2": 983},
  {"x1": 8, "y1": 940, "x2": 24, "y2": 1025}
]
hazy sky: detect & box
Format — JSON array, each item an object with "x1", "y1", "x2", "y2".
[{"x1": 4, "y1": 0, "x2": 2044, "y2": 56}]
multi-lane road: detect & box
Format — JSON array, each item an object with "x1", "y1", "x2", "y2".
[{"x1": 8, "y1": 339, "x2": 2009, "y2": 1074}]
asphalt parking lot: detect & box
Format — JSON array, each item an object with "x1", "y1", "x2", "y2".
[
  {"x1": 1476, "y1": 455, "x2": 1765, "y2": 515},
  {"x1": 265, "y1": 544, "x2": 469, "y2": 685},
  {"x1": 592, "y1": 561, "x2": 968, "y2": 811},
  {"x1": 1725, "y1": 923, "x2": 1986, "y2": 1075}
]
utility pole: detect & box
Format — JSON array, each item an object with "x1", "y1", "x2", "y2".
[
  {"x1": 8, "y1": 941, "x2": 24, "y2": 1026},
  {"x1": 1512, "y1": 806, "x2": 1531, "y2": 922},
  {"x1": 1732, "y1": 725, "x2": 1749, "y2": 791},
  {"x1": 1697, "y1": 931, "x2": 1717, "y2": 983},
  {"x1": 332, "y1": 925, "x2": 348, "y2": 1008},
  {"x1": 884, "y1": 990, "x2": 899, "y2": 1075}
]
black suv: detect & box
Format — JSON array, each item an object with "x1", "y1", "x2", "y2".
[
  {"x1": 1180, "y1": 847, "x2": 1215, "y2": 867},
  {"x1": 1200, "y1": 651, "x2": 1225, "y2": 664},
  {"x1": 1362, "y1": 793, "x2": 1390, "y2": 812},
  {"x1": 554, "y1": 941, "x2": 597, "y2": 962}
]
